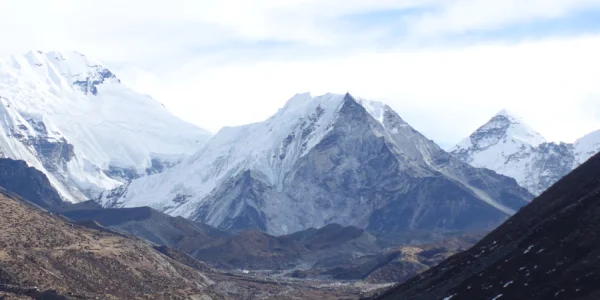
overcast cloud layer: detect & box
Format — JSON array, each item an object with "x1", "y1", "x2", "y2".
[{"x1": 1, "y1": 0, "x2": 599, "y2": 147}]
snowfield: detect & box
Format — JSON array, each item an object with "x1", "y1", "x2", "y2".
[{"x1": 0, "y1": 51, "x2": 210, "y2": 201}]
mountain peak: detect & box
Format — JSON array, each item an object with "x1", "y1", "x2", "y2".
[
  {"x1": 461, "y1": 109, "x2": 546, "y2": 150},
  {"x1": 102, "y1": 92, "x2": 531, "y2": 235},
  {"x1": 451, "y1": 109, "x2": 586, "y2": 196},
  {"x1": 279, "y1": 92, "x2": 390, "y2": 129},
  {"x1": 10, "y1": 50, "x2": 120, "y2": 96},
  {"x1": 494, "y1": 108, "x2": 522, "y2": 120},
  {"x1": 343, "y1": 92, "x2": 355, "y2": 100}
]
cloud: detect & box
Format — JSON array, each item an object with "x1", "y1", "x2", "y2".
[
  {"x1": 115, "y1": 34, "x2": 600, "y2": 147},
  {"x1": 1, "y1": 0, "x2": 600, "y2": 147},
  {"x1": 4, "y1": 0, "x2": 599, "y2": 61},
  {"x1": 408, "y1": 0, "x2": 600, "y2": 37}
]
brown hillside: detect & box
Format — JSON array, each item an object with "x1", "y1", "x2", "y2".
[{"x1": 0, "y1": 193, "x2": 215, "y2": 299}]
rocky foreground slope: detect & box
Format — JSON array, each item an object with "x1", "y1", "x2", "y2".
[
  {"x1": 375, "y1": 151, "x2": 600, "y2": 300},
  {"x1": 0, "y1": 191, "x2": 214, "y2": 299},
  {"x1": 0, "y1": 188, "x2": 393, "y2": 299}
]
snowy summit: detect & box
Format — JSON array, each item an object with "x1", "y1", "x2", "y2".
[
  {"x1": 0, "y1": 51, "x2": 211, "y2": 201},
  {"x1": 452, "y1": 110, "x2": 600, "y2": 195}
]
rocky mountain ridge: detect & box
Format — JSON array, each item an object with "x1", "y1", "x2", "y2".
[{"x1": 99, "y1": 93, "x2": 532, "y2": 235}]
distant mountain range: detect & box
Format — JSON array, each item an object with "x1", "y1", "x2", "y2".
[
  {"x1": 99, "y1": 92, "x2": 532, "y2": 235},
  {"x1": 1, "y1": 50, "x2": 599, "y2": 300},
  {"x1": 452, "y1": 109, "x2": 600, "y2": 195},
  {"x1": 5, "y1": 51, "x2": 595, "y2": 237}
]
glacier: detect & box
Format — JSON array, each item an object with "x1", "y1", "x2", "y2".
[{"x1": 0, "y1": 51, "x2": 211, "y2": 201}]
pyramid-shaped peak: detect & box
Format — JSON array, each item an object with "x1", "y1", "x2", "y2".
[
  {"x1": 494, "y1": 109, "x2": 526, "y2": 122},
  {"x1": 343, "y1": 92, "x2": 355, "y2": 101},
  {"x1": 460, "y1": 108, "x2": 546, "y2": 149}
]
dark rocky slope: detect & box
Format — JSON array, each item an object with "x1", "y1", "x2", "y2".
[
  {"x1": 1, "y1": 190, "x2": 387, "y2": 300},
  {"x1": 62, "y1": 206, "x2": 483, "y2": 285},
  {"x1": 0, "y1": 158, "x2": 66, "y2": 210},
  {"x1": 375, "y1": 151, "x2": 600, "y2": 300},
  {"x1": 319, "y1": 233, "x2": 485, "y2": 284},
  {"x1": 61, "y1": 206, "x2": 232, "y2": 249}
]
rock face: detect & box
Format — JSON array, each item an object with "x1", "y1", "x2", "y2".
[
  {"x1": 452, "y1": 110, "x2": 600, "y2": 195},
  {"x1": 100, "y1": 93, "x2": 532, "y2": 235},
  {"x1": 0, "y1": 158, "x2": 65, "y2": 210},
  {"x1": 375, "y1": 152, "x2": 600, "y2": 300},
  {"x1": 0, "y1": 51, "x2": 211, "y2": 202}
]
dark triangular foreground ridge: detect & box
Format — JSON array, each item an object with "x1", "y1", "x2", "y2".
[{"x1": 375, "y1": 151, "x2": 600, "y2": 300}]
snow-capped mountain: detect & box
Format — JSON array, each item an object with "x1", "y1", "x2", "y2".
[
  {"x1": 574, "y1": 129, "x2": 600, "y2": 165},
  {"x1": 0, "y1": 51, "x2": 211, "y2": 202},
  {"x1": 100, "y1": 93, "x2": 532, "y2": 235},
  {"x1": 451, "y1": 110, "x2": 600, "y2": 195}
]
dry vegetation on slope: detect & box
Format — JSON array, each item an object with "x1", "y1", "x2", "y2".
[
  {"x1": 0, "y1": 192, "x2": 214, "y2": 299},
  {"x1": 0, "y1": 192, "x2": 390, "y2": 299}
]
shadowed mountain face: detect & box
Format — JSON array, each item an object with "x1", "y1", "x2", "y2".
[
  {"x1": 61, "y1": 206, "x2": 233, "y2": 253},
  {"x1": 0, "y1": 158, "x2": 66, "y2": 210},
  {"x1": 375, "y1": 152, "x2": 600, "y2": 300}
]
